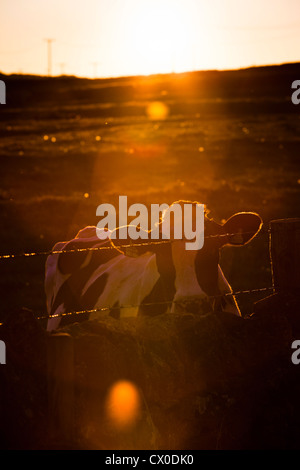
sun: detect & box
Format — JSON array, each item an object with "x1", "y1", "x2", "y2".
[{"x1": 125, "y1": 0, "x2": 195, "y2": 75}]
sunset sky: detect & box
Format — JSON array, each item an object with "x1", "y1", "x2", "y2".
[{"x1": 1, "y1": 0, "x2": 300, "y2": 78}]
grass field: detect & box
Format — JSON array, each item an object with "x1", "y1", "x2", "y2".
[{"x1": 1, "y1": 63, "x2": 300, "y2": 322}]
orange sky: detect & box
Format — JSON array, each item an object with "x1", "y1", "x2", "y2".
[{"x1": 1, "y1": 0, "x2": 300, "y2": 78}]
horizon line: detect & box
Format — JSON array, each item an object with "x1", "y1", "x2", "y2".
[{"x1": 1, "y1": 60, "x2": 299, "y2": 81}]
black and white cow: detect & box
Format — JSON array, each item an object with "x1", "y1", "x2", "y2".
[{"x1": 45, "y1": 203, "x2": 262, "y2": 331}]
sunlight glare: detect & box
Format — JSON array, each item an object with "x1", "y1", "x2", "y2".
[
  {"x1": 105, "y1": 380, "x2": 141, "y2": 429},
  {"x1": 125, "y1": 0, "x2": 196, "y2": 75},
  {"x1": 146, "y1": 101, "x2": 169, "y2": 120}
]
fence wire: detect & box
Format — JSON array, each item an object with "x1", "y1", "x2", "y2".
[
  {"x1": 0, "y1": 225, "x2": 276, "y2": 325},
  {"x1": 0, "y1": 227, "x2": 271, "y2": 260},
  {"x1": 36, "y1": 285, "x2": 275, "y2": 323}
]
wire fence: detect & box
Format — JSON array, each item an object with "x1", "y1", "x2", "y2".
[
  {"x1": 0, "y1": 227, "x2": 271, "y2": 260},
  {"x1": 35, "y1": 285, "x2": 275, "y2": 324},
  {"x1": 0, "y1": 224, "x2": 276, "y2": 326}
]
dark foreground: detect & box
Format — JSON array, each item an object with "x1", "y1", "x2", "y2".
[{"x1": 1, "y1": 292, "x2": 300, "y2": 450}]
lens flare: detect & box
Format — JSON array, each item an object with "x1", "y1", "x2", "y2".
[
  {"x1": 105, "y1": 380, "x2": 141, "y2": 429},
  {"x1": 146, "y1": 101, "x2": 169, "y2": 121}
]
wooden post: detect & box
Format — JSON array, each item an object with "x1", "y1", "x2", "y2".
[
  {"x1": 47, "y1": 332, "x2": 75, "y2": 446},
  {"x1": 269, "y1": 218, "x2": 300, "y2": 295}
]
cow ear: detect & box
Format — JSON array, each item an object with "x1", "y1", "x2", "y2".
[
  {"x1": 75, "y1": 226, "x2": 98, "y2": 239},
  {"x1": 109, "y1": 225, "x2": 151, "y2": 257},
  {"x1": 222, "y1": 212, "x2": 263, "y2": 246}
]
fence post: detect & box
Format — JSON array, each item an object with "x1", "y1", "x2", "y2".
[
  {"x1": 269, "y1": 218, "x2": 300, "y2": 295},
  {"x1": 47, "y1": 332, "x2": 75, "y2": 446}
]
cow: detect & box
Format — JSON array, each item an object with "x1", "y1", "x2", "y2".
[{"x1": 45, "y1": 202, "x2": 262, "y2": 331}]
